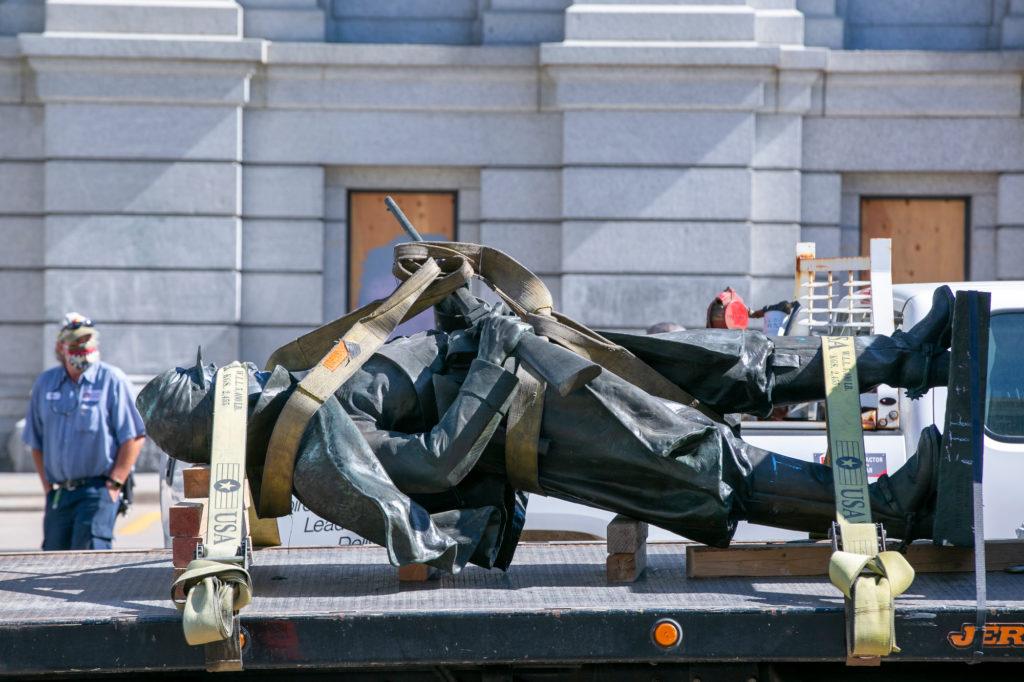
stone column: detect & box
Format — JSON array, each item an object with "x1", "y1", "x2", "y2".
[
  {"x1": 22, "y1": 29, "x2": 261, "y2": 377},
  {"x1": 238, "y1": 0, "x2": 324, "y2": 42},
  {"x1": 801, "y1": 173, "x2": 842, "y2": 255},
  {"x1": 238, "y1": 165, "x2": 325, "y2": 364},
  {"x1": 1002, "y1": 0, "x2": 1024, "y2": 49},
  {"x1": 541, "y1": 3, "x2": 824, "y2": 330},
  {"x1": 480, "y1": 168, "x2": 564, "y2": 308},
  {"x1": 0, "y1": 40, "x2": 44, "y2": 458},
  {"x1": 996, "y1": 174, "x2": 1024, "y2": 280},
  {"x1": 796, "y1": 0, "x2": 844, "y2": 49},
  {"x1": 480, "y1": 0, "x2": 570, "y2": 44}
]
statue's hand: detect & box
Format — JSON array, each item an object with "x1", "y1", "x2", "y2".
[{"x1": 476, "y1": 313, "x2": 532, "y2": 365}]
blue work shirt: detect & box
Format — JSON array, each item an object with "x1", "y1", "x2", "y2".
[{"x1": 23, "y1": 361, "x2": 146, "y2": 483}]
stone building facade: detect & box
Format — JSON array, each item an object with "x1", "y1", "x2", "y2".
[{"x1": 2, "y1": 0, "x2": 1024, "y2": 460}]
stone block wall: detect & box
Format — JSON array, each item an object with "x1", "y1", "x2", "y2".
[
  {"x1": 3, "y1": 2, "x2": 1024, "y2": 464},
  {"x1": 0, "y1": 42, "x2": 43, "y2": 458}
]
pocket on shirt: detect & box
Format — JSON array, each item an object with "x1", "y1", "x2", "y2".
[{"x1": 75, "y1": 404, "x2": 101, "y2": 432}]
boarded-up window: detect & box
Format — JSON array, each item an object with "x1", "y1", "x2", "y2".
[
  {"x1": 860, "y1": 198, "x2": 967, "y2": 284},
  {"x1": 348, "y1": 191, "x2": 457, "y2": 335}
]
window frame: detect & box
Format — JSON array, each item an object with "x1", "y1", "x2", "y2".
[{"x1": 983, "y1": 308, "x2": 1024, "y2": 444}]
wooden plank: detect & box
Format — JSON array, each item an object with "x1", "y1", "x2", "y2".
[
  {"x1": 183, "y1": 466, "x2": 210, "y2": 499},
  {"x1": 607, "y1": 546, "x2": 647, "y2": 583},
  {"x1": 860, "y1": 198, "x2": 965, "y2": 284},
  {"x1": 686, "y1": 540, "x2": 1024, "y2": 578},
  {"x1": 607, "y1": 515, "x2": 648, "y2": 554},
  {"x1": 520, "y1": 530, "x2": 602, "y2": 542},
  {"x1": 397, "y1": 563, "x2": 432, "y2": 582},
  {"x1": 348, "y1": 191, "x2": 455, "y2": 310}
]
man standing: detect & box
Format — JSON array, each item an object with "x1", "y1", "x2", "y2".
[{"x1": 23, "y1": 313, "x2": 146, "y2": 550}]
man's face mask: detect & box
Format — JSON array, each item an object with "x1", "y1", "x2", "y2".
[{"x1": 62, "y1": 335, "x2": 100, "y2": 372}]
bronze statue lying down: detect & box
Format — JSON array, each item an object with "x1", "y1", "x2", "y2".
[{"x1": 138, "y1": 285, "x2": 954, "y2": 574}]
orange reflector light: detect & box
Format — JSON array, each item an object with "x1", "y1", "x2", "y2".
[{"x1": 651, "y1": 619, "x2": 682, "y2": 649}]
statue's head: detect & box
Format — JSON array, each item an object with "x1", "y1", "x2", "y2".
[{"x1": 433, "y1": 297, "x2": 471, "y2": 333}]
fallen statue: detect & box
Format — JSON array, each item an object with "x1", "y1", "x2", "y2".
[{"x1": 137, "y1": 243, "x2": 954, "y2": 574}]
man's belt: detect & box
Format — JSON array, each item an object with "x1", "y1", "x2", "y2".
[{"x1": 52, "y1": 476, "x2": 107, "y2": 491}]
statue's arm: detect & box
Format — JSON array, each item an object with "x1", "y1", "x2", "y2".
[{"x1": 341, "y1": 357, "x2": 519, "y2": 494}]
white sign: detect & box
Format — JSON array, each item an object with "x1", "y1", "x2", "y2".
[{"x1": 275, "y1": 497, "x2": 371, "y2": 547}]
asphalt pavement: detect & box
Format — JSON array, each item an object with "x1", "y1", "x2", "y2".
[{"x1": 0, "y1": 473, "x2": 164, "y2": 552}]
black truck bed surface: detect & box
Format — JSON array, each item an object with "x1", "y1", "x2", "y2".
[{"x1": 2, "y1": 542, "x2": 1022, "y2": 675}]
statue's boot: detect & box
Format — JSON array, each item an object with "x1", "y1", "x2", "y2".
[
  {"x1": 604, "y1": 286, "x2": 955, "y2": 416},
  {"x1": 733, "y1": 425, "x2": 941, "y2": 541},
  {"x1": 771, "y1": 285, "x2": 955, "y2": 405}
]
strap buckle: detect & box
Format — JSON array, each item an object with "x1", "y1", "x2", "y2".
[{"x1": 830, "y1": 521, "x2": 887, "y2": 554}]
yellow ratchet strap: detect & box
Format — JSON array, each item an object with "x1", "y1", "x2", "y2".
[
  {"x1": 172, "y1": 363, "x2": 253, "y2": 646},
  {"x1": 822, "y1": 336, "x2": 914, "y2": 658}
]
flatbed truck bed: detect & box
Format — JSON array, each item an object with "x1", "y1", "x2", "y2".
[{"x1": 2, "y1": 543, "x2": 1023, "y2": 678}]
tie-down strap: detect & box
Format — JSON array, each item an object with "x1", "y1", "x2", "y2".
[
  {"x1": 504, "y1": 361, "x2": 546, "y2": 494},
  {"x1": 172, "y1": 560, "x2": 253, "y2": 646},
  {"x1": 822, "y1": 336, "x2": 915, "y2": 658},
  {"x1": 393, "y1": 242, "x2": 720, "y2": 423}
]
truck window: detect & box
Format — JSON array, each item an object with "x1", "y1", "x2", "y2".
[{"x1": 986, "y1": 312, "x2": 1024, "y2": 441}]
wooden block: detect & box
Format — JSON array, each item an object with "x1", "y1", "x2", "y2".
[
  {"x1": 686, "y1": 539, "x2": 1024, "y2": 578},
  {"x1": 183, "y1": 466, "x2": 211, "y2": 499},
  {"x1": 169, "y1": 502, "x2": 204, "y2": 538},
  {"x1": 398, "y1": 563, "x2": 432, "y2": 582},
  {"x1": 171, "y1": 568, "x2": 186, "y2": 603},
  {"x1": 687, "y1": 541, "x2": 831, "y2": 578},
  {"x1": 607, "y1": 515, "x2": 648, "y2": 554},
  {"x1": 607, "y1": 545, "x2": 647, "y2": 583},
  {"x1": 172, "y1": 536, "x2": 201, "y2": 568}
]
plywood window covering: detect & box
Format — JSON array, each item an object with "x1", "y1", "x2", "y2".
[
  {"x1": 348, "y1": 191, "x2": 457, "y2": 333},
  {"x1": 860, "y1": 198, "x2": 967, "y2": 284}
]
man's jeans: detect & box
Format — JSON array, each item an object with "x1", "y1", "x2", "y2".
[{"x1": 42, "y1": 483, "x2": 119, "y2": 550}]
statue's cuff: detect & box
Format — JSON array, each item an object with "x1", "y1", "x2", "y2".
[{"x1": 460, "y1": 359, "x2": 520, "y2": 413}]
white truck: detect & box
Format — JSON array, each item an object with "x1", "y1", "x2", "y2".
[{"x1": 525, "y1": 280, "x2": 1024, "y2": 544}]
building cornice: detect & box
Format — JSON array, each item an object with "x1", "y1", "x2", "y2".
[
  {"x1": 18, "y1": 33, "x2": 265, "y2": 63},
  {"x1": 265, "y1": 42, "x2": 538, "y2": 68},
  {"x1": 826, "y1": 50, "x2": 1024, "y2": 73}
]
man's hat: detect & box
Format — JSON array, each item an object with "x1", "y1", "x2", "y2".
[{"x1": 57, "y1": 312, "x2": 99, "y2": 355}]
